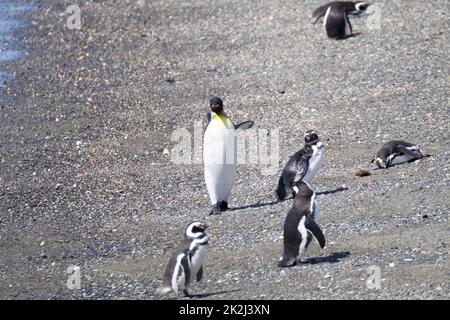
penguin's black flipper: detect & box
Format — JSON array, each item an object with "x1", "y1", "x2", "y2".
[
  {"x1": 311, "y1": 3, "x2": 331, "y2": 24},
  {"x1": 204, "y1": 112, "x2": 212, "y2": 124},
  {"x1": 235, "y1": 120, "x2": 254, "y2": 132},
  {"x1": 396, "y1": 145, "x2": 427, "y2": 159},
  {"x1": 293, "y1": 156, "x2": 309, "y2": 184},
  {"x1": 276, "y1": 174, "x2": 288, "y2": 200},
  {"x1": 196, "y1": 266, "x2": 203, "y2": 282},
  {"x1": 180, "y1": 254, "x2": 191, "y2": 287},
  {"x1": 276, "y1": 164, "x2": 296, "y2": 201},
  {"x1": 305, "y1": 217, "x2": 326, "y2": 249}
]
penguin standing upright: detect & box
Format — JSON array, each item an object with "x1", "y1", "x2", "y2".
[
  {"x1": 276, "y1": 130, "x2": 325, "y2": 201},
  {"x1": 203, "y1": 97, "x2": 254, "y2": 214},
  {"x1": 372, "y1": 140, "x2": 429, "y2": 169},
  {"x1": 156, "y1": 221, "x2": 209, "y2": 298},
  {"x1": 311, "y1": 1, "x2": 371, "y2": 25},
  {"x1": 324, "y1": 2, "x2": 354, "y2": 39},
  {"x1": 278, "y1": 180, "x2": 326, "y2": 268}
]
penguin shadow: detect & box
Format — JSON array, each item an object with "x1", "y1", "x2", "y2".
[
  {"x1": 338, "y1": 33, "x2": 360, "y2": 40},
  {"x1": 230, "y1": 187, "x2": 348, "y2": 211},
  {"x1": 230, "y1": 199, "x2": 280, "y2": 211},
  {"x1": 302, "y1": 251, "x2": 351, "y2": 265},
  {"x1": 316, "y1": 187, "x2": 348, "y2": 196},
  {"x1": 180, "y1": 288, "x2": 241, "y2": 300}
]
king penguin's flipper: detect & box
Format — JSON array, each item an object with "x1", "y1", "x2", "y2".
[
  {"x1": 305, "y1": 217, "x2": 326, "y2": 249},
  {"x1": 235, "y1": 121, "x2": 254, "y2": 132},
  {"x1": 196, "y1": 266, "x2": 203, "y2": 282},
  {"x1": 204, "y1": 112, "x2": 212, "y2": 124}
]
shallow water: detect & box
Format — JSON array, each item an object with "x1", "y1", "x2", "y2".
[{"x1": 0, "y1": 1, "x2": 37, "y2": 98}]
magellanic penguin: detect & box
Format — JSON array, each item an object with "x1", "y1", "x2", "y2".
[
  {"x1": 372, "y1": 140, "x2": 430, "y2": 169},
  {"x1": 276, "y1": 130, "x2": 325, "y2": 201},
  {"x1": 156, "y1": 221, "x2": 209, "y2": 298},
  {"x1": 323, "y1": 2, "x2": 354, "y2": 39},
  {"x1": 278, "y1": 180, "x2": 326, "y2": 267},
  {"x1": 311, "y1": 1, "x2": 371, "y2": 25},
  {"x1": 203, "y1": 97, "x2": 254, "y2": 215}
]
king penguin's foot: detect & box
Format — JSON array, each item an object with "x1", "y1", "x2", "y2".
[
  {"x1": 209, "y1": 203, "x2": 221, "y2": 215},
  {"x1": 219, "y1": 201, "x2": 228, "y2": 211},
  {"x1": 183, "y1": 289, "x2": 190, "y2": 297}
]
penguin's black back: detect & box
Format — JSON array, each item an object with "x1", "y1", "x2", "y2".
[
  {"x1": 325, "y1": 3, "x2": 350, "y2": 39},
  {"x1": 377, "y1": 140, "x2": 416, "y2": 159},
  {"x1": 276, "y1": 145, "x2": 314, "y2": 200},
  {"x1": 162, "y1": 238, "x2": 192, "y2": 286}
]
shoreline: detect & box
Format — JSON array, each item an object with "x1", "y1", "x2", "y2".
[{"x1": 0, "y1": 0, "x2": 448, "y2": 300}]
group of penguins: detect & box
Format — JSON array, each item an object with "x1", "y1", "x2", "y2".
[{"x1": 156, "y1": 1, "x2": 431, "y2": 298}]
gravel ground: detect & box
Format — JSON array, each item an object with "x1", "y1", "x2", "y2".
[{"x1": 0, "y1": 0, "x2": 448, "y2": 300}]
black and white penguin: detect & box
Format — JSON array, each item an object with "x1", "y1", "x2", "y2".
[
  {"x1": 311, "y1": 1, "x2": 371, "y2": 25},
  {"x1": 372, "y1": 140, "x2": 429, "y2": 169},
  {"x1": 276, "y1": 130, "x2": 325, "y2": 201},
  {"x1": 278, "y1": 180, "x2": 326, "y2": 267},
  {"x1": 156, "y1": 221, "x2": 209, "y2": 298},
  {"x1": 323, "y1": 2, "x2": 354, "y2": 39},
  {"x1": 203, "y1": 97, "x2": 254, "y2": 215}
]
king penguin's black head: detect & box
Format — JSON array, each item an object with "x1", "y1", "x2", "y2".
[
  {"x1": 304, "y1": 130, "x2": 320, "y2": 145},
  {"x1": 210, "y1": 96, "x2": 224, "y2": 114}
]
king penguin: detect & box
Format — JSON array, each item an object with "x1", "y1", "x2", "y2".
[
  {"x1": 156, "y1": 221, "x2": 209, "y2": 298},
  {"x1": 372, "y1": 140, "x2": 429, "y2": 169},
  {"x1": 203, "y1": 97, "x2": 254, "y2": 215},
  {"x1": 278, "y1": 180, "x2": 326, "y2": 267},
  {"x1": 311, "y1": 1, "x2": 371, "y2": 24},
  {"x1": 276, "y1": 130, "x2": 325, "y2": 201}
]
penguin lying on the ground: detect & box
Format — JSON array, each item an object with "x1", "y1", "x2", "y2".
[
  {"x1": 203, "y1": 97, "x2": 254, "y2": 215},
  {"x1": 276, "y1": 130, "x2": 325, "y2": 201},
  {"x1": 372, "y1": 140, "x2": 430, "y2": 169},
  {"x1": 156, "y1": 221, "x2": 209, "y2": 298},
  {"x1": 278, "y1": 180, "x2": 326, "y2": 267},
  {"x1": 311, "y1": 1, "x2": 371, "y2": 25}
]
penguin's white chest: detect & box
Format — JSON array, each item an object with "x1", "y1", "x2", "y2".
[
  {"x1": 203, "y1": 114, "x2": 237, "y2": 204},
  {"x1": 303, "y1": 142, "x2": 325, "y2": 182},
  {"x1": 389, "y1": 153, "x2": 414, "y2": 166},
  {"x1": 189, "y1": 245, "x2": 206, "y2": 279}
]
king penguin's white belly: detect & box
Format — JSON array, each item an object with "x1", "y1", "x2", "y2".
[
  {"x1": 303, "y1": 142, "x2": 325, "y2": 182},
  {"x1": 203, "y1": 114, "x2": 237, "y2": 204}
]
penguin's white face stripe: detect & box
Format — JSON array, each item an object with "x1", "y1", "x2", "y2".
[
  {"x1": 297, "y1": 216, "x2": 308, "y2": 261},
  {"x1": 186, "y1": 222, "x2": 207, "y2": 239},
  {"x1": 355, "y1": 2, "x2": 369, "y2": 12}
]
